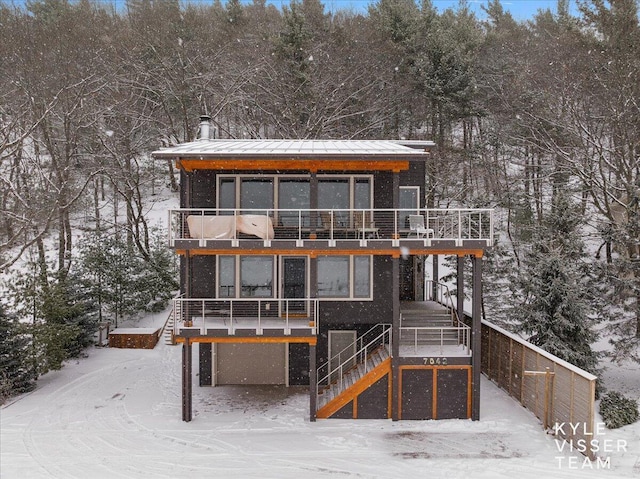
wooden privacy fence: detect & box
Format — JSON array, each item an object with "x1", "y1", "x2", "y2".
[{"x1": 481, "y1": 320, "x2": 597, "y2": 459}]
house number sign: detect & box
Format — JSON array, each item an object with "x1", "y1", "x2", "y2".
[{"x1": 423, "y1": 357, "x2": 448, "y2": 365}]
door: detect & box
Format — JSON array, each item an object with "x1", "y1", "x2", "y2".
[
  {"x1": 281, "y1": 256, "x2": 308, "y2": 315},
  {"x1": 328, "y1": 330, "x2": 357, "y2": 383}
]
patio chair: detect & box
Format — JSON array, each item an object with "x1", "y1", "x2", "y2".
[{"x1": 408, "y1": 215, "x2": 434, "y2": 238}]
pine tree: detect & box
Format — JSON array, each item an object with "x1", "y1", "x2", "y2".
[
  {"x1": 516, "y1": 192, "x2": 600, "y2": 374},
  {"x1": 0, "y1": 305, "x2": 37, "y2": 403}
]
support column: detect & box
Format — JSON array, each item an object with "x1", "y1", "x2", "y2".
[
  {"x1": 472, "y1": 255, "x2": 483, "y2": 421},
  {"x1": 199, "y1": 343, "x2": 212, "y2": 386},
  {"x1": 182, "y1": 338, "x2": 193, "y2": 422},
  {"x1": 309, "y1": 343, "x2": 317, "y2": 422},
  {"x1": 457, "y1": 255, "x2": 465, "y2": 318},
  {"x1": 392, "y1": 255, "x2": 400, "y2": 421},
  {"x1": 310, "y1": 172, "x2": 318, "y2": 237}
]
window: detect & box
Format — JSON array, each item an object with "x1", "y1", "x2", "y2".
[
  {"x1": 399, "y1": 186, "x2": 420, "y2": 229},
  {"x1": 354, "y1": 256, "x2": 371, "y2": 298},
  {"x1": 241, "y1": 179, "x2": 273, "y2": 213},
  {"x1": 278, "y1": 179, "x2": 310, "y2": 226},
  {"x1": 317, "y1": 256, "x2": 350, "y2": 297},
  {"x1": 241, "y1": 256, "x2": 273, "y2": 297},
  {"x1": 218, "y1": 178, "x2": 236, "y2": 213},
  {"x1": 218, "y1": 256, "x2": 235, "y2": 297},
  {"x1": 317, "y1": 255, "x2": 372, "y2": 299},
  {"x1": 218, "y1": 256, "x2": 274, "y2": 298}
]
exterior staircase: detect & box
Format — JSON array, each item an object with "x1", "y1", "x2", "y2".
[
  {"x1": 163, "y1": 314, "x2": 175, "y2": 345},
  {"x1": 316, "y1": 324, "x2": 391, "y2": 419}
]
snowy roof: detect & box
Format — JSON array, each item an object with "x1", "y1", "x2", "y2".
[{"x1": 152, "y1": 139, "x2": 434, "y2": 160}]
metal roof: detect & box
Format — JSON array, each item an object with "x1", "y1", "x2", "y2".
[{"x1": 152, "y1": 139, "x2": 434, "y2": 160}]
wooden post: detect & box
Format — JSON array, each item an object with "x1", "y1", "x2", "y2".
[
  {"x1": 457, "y1": 255, "x2": 464, "y2": 319},
  {"x1": 471, "y1": 255, "x2": 482, "y2": 420},
  {"x1": 524, "y1": 368, "x2": 555, "y2": 429},
  {"x1": 392, "y1": 255, "x2": 400, "y2": 421},
  {"x1": 182, "y1": 338, "x2": 193, "y2": 422},
  {"x1": 309, "y1": 343, "x2": 317, "y2": 422},
  {"x1": 432, "y1": 255, "x2": 439, "y2": 300}
]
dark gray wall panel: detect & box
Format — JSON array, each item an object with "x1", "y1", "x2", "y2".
[
  {"x1": 289, "y1": 343, "x2": 310, "y2": 386},
  {"x1": 190, "y1": 170, "x2": 217, "y2": 208},
  {"x1": 190, "y1": 255, "x2": 216, "y2": 297},
  {"x1": 436, "y1": 369, "x2": 469, "y2": 419},
  {"x1": 357, "y1": 375, "x2": 389, "y2": 419},
  {"x1": 332, "y1": 400, "x2": 354, "y2": 419},
  {"x1": 401, "y1": 369, "x2": 434, "y2": 420}
]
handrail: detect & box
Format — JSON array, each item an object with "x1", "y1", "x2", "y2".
[
  {"x1": 173, "y1": 297, "x2": 319, "y2": 336},
  {"x1": 168, "y1": 207, "x2": 494, "y2": 246},
  {"x1": 424, "y1": 280, "x2": 459, "y2": 323},
  {"x1": 316, "y1": 324, "x2": 391, "y2": 404}
]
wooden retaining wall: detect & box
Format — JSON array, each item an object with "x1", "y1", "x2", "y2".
[{"x1": 109, "y1": 328, "x2": 161, "y2": 349}]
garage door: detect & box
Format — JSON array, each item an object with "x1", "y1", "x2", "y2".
[{"x1": 215, "y1": 343, "x2": 287, "y2": 385}]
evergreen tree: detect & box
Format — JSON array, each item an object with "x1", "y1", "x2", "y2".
[
  {"x1": 516, "y1": 192, "x2": 600, "y2": 374},
  {"x1": 75, "y1": 229, "x2": 178, "y2": 327},
  {"x1": 0, "y1": 305, "x2": 37, "y2": 403},
  {"x1": 8, "y1": 257, "x2": 94, "y2": 374}
]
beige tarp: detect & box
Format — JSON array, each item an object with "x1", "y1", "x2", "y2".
[
  {"x1": 186, "y1": 214, "x2": 274, "y2": 240},
  {"x1": 236, "y1": 214, "x2": 274, "y2": 240},
  {"x1": 186, "y1": 216, "x2": 236, "y2": 239}
]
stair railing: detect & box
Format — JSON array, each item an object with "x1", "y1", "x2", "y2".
[{"x1": 316, "y1": 324, "x2": 391, "y2": 406}]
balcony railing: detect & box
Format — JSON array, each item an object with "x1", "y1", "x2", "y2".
[
  {"x1": 171, "y1": 297, "x2": 319, "y2": 336},
  {"x1": 168, "y1": 208, "x2": 493, "y2": 247}
]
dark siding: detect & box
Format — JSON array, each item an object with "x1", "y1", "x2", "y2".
[
  {"x1": 400, "y1": 161, "x2": 426, "y2": 189},
  {"x1": 180, "y1": 170, "x2": 189, "y2": 208},
  {"x1": 436, "y1": 369, "x2": 468, "y2": 419},
  {"x1": 332, "y1": 400, "x2": 354, "y2": 419},
  {"x1": 288, "y1": 343, "x2": 310, "y2": 385},
  {"x1": 400, "y1": 369, "x2": 434, "y2": 420},
  {"x1": 199, "y1": 343, "x2": 212, "y2": 386},
  {"x1": 190, "y1": 170, "x2": 217, "y2": 208},
  {"x1": 190, "y1": 255, "x2": 216, "y2": 297},
  {"x1": 373, "y1": 171, "x2": 394, "y2": 209},
  {"x1": 357, "y1": 375, "x2": 389, "y2": 419}
]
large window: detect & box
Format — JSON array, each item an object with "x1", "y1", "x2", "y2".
[
  {"x1": 278, "y1": 179, "x2": 310, "y2": 226},
  {"x1": 218, "y1": 175, "x2": 372, "y2": 216},
  {"x1": 219, "y1": 254, "x2": 372, "y2": 300},
  {"x1": 317, "y1": 255, "x2": 372, "y2": 299},
  {"x1": 218, "y1": 256, "x2": 274, "y2": 298},
  {"x1": 241, "y1": 179, "x2": 273, "y2": 214}
]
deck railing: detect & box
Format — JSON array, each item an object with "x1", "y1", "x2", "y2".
[
  {"x1": 398, "y1": 323, "x2": 471, "y2": 356},
  {"x1": 168, "y1": 208, "x2": 493, "y2": 246},
  {"x1": 172, "y1": 297, "x2": 319, "y2": 336}
]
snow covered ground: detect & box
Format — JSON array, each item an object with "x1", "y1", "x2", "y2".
[{"x1": 2, "y1": 310, "x2": 639, "y2": 479}]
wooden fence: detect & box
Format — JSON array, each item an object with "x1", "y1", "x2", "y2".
[{"x1": 481, "y1": 320, "x2": 597, "y2": 459}]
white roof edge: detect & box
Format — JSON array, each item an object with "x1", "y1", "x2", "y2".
[
  {"x1": 151, "y1": 139, "x2": 433, "y2": 158},
  {"x1": 481, "y1": 319, "x2": 599, "y2": 381}
]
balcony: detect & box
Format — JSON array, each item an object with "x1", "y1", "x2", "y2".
[
  {"x1": 171, "y1": 297, "x2": 319, "y2": 338},
  {"x1": 168, "y1": 208, "x2": 494, "y2": 250}
]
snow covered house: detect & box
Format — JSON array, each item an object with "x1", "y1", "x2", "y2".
[{"x1": 152, "y1": 117, "x2": 493, "y2": 422}]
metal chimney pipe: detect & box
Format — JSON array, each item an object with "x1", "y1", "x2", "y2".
[{"x1": 199, "y1": 115, "x2": 211, "y2": 140}]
